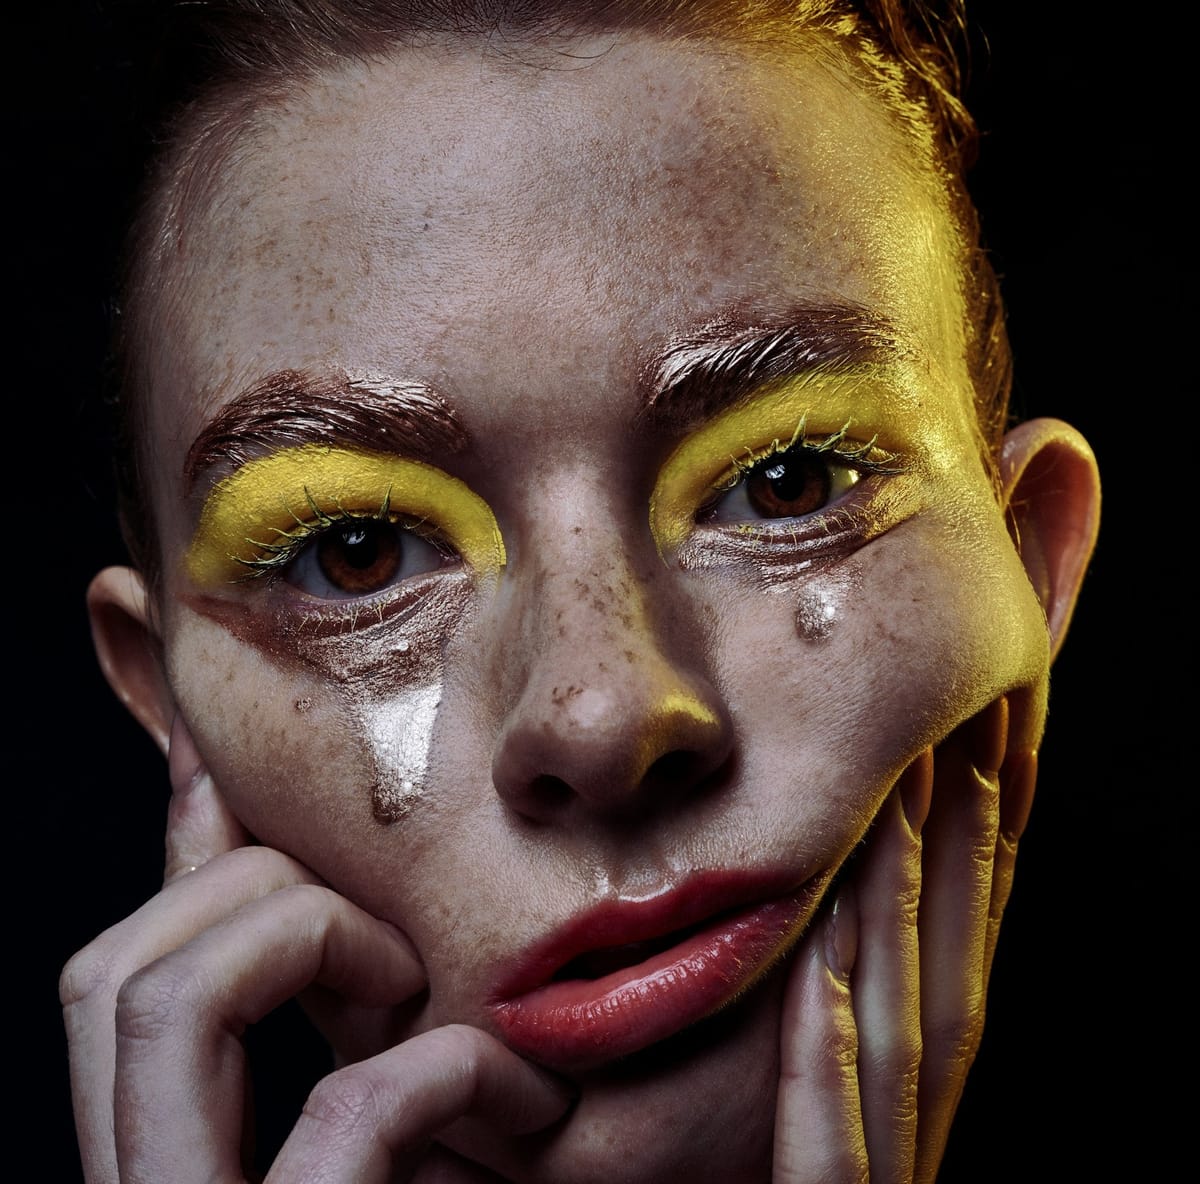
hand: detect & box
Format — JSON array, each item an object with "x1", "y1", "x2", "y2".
[
  {"x1": 774, "y1": 694, "x2": 1038, "y2": 1182},
  {"x1": 60, "y1": 717, "x2": 573, "y2": 1184}
]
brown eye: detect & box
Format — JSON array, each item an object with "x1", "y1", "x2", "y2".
[
  {"x1": 705, "y1": 447, "x2": 861, "y2": 525},
  {"x1": 745, "y1": 453, "x2": 832, "y2": 518},
  {"x1": 315, "y1": 520, "x2": 402, "y2": 593},
  {"x1": 283, "y1": 517, "x2": 446, "y2": 599}
]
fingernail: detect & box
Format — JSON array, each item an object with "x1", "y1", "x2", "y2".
[
  {"x1": 999, "y1": 749, "x2": 1038, "y2": 842},
  {"x1": 825, "y1": 889, "x2": 857, "y2": 982},
  {"x1": 967, "y1": 695, "x2": 1009, "y2": 776},
  {"x1": 897, "y1": 748, "x2": 933, "y2": 836}
]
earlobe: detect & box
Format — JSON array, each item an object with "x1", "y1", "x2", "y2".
[
  {"x1": 999, "y1": 418, "x2": 1101, "y2": 663},
  {"x1": 87, "y1": 566, "x2": 175, "y2": 755}
]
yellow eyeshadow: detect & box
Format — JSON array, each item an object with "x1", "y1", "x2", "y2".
[
  {"x1": 186, "y1": 444, "x2": 505, "y2": 586},
  {"x1": 649, "y1": 376, "x2": 889, "y2": 555}
]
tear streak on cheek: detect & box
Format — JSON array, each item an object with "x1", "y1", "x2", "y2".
[
  {"x1": 180, "y1": 579, "x2": 466, "y2": 827},
  {"x1": 793, "y1": 562, "x2": 862, "y2": 642},
  {"x1": 360, "y1": 677, "x2": 443, "y2": 823}
]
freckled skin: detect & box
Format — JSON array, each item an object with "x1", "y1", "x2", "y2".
[{"x1": 144, "y1": 33, "x2": 1050, "y2": 1183}]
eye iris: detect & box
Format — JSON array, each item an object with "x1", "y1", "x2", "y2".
[
  {"x1": 746, "y1": 453, "x2": 831, "y2": 518},
  {"x1": 316, "y1": 520, "x2": 402, "y2": 593}
]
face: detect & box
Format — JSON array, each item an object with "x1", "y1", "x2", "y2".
[{"x1": 139, "y1": 31, "x2": 1051, "y2": 1181}]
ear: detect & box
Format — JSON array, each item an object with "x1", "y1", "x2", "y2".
[
  {"x1": 87, "y1": 566, "x2": 176, "y2": 756},
  {"x1": 999, "y1": 418, "x2": 1101, "y2": 663}
]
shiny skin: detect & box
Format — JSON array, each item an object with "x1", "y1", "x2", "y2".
[{"x1": 106, "y1": 31, "x2": 1055, "y2": 1182}]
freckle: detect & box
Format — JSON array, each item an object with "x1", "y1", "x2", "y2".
[{"x1": 295, "y1": 697, "x2": 312, "y2": 712}]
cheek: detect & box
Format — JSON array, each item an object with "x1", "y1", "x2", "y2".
[
  {"x1": 160, "y1": 597, "x2": 502, "y2": 957},
  {"x1": 162, "y1": 606, "x2": 471, "y2": 927},
  {"x1": 710, "y1": 508, "x2": 1048, "y2": 841},
  {"x1": 165, "y1": 614, "x2": 381, "y2": 853}
]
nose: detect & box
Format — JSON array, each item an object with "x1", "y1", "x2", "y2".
[{"x1": 489, "y1": 545, "x2": 734, "y2": 823}]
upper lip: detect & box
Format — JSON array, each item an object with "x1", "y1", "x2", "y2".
[{"x1": 489, "y1": 867, "x2": 815, "y2": 1002}]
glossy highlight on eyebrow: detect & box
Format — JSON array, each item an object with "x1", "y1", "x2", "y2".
[
  {"x1": 184, "y1": 368, "x2": 467, "y2": 490},
  {"x1": 648, "y1": 372, "x2": 906, "y2": 555},
  {"x1": 640, "y1": 304, "x2": 899, "y2": 431},
  {"x1": 186, "y1": 444, "x2": 505, "y2": 586}
]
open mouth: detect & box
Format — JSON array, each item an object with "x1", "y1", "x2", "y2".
[{"x1": 489, "y1": 872, "x2": 829, "y2": 1073}]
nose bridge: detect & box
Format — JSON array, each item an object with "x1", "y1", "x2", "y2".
[{"x1": 488, "y1": 518, "x2": 732, "y2": 819}]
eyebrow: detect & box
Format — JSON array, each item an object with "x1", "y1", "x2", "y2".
[
  {"x1": 183, "y1": 368, "x2": 467, "y2": 490},
  {"x1": 639, "y1": 304, "x2": 901, "y2": 430}
]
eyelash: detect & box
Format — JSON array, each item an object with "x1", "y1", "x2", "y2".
[
  {"x1": 705, "y1": 419, "x2": 904, "y2": 508},
  {"x1": 232, "y1": 487, "x2": 449, "y2": 582},
  {"x1": 224, "y1": 421, "x2": 900, "y2": 583}
]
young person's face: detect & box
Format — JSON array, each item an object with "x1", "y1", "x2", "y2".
[{"x1": 122, "y1": 32, "x2": 1078, "y2": 1180}]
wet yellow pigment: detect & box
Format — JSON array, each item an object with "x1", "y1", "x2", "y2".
[{"x1": 187, "y1": 444, "x2": 505, "y2": 584}]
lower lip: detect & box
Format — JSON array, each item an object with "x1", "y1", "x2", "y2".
[{"x1": 490, "y1": 888, "x2": 817, "y2": 1072}]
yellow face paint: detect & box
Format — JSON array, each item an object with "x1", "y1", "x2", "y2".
[
  {"x1": 648, "y1": 373, "x2": 912, "y2": 556},
  {"x1": 187, "y1": 444, "x2": 505, "y2": 586}
]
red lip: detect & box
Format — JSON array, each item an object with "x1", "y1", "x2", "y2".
[{"x1": 488, "y1": 871, "x2": 828, "y2": 1072}]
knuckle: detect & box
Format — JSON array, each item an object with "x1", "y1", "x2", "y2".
[
  {"x1": 801, "y1": 1025, "x2": 858, "y2": 1088},
  {"x1": 114, "y1": 962, "x2": 199, "y2": 1044},
  {"x1": 421, "y1": 1024, "x2": 491, "y2": 1091},
  {"x1": 926, "y1": 1001, "x2": 985, "y2": 1070},
  {"x1": 201, "y1": 843, "x2": 315, "y2": 895},
  {"x1": 303, "y1": 1067, "x2": 384, "y2": 1137},
  {"x1": 866, "y1": 1031, "x2": 923, "y2": 1087},
  {"x1": 59, "y1": 942, "x2": 119, "y2": 1008},
  {"x1": 895, "y1": 878, "x2": 922, "y2": 927},
  {"x1": 273, "y1": 881, "x2": 343, "y2": 929}
]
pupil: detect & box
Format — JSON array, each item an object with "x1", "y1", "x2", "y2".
[
  {"x1": 339, "y1": 523, "x2": 379, "y2": 569},
  {"x1": 765, "y1": 456, "x2": 817, "y2": 501},
  {"x1": 744, "y1": 451, "x2": 831, "y2": 519}
]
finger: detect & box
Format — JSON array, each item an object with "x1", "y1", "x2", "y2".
[
  {"x1": 113, "y1": 884, "x2": 426, "y2": 1184},
  {"x1": 60, "y1": 847, "x2": 322, "y2": 1184},
  {"x1": 851, "y1": 751, "x2": 929, "y2": 1184},
  {"x1": 268, "y1": 1025, "x2": 573, "y2": 1184},
  {"x1": 912, "y1": 696, "x2": 1006, "y2": 1183},
  {"x1": 984, "y1": 748, "x2": 1037, "y2": 981},
  {"x1": 774, "y1": 896, "x2": 868, "y2": 1184},
  {"x1": 165, "y1": 712, "x2": 251, "y2": 883}
]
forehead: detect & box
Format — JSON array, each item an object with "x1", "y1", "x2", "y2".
[{"x1": 147, "y1": 31, "x2": 971, "y2": 470}]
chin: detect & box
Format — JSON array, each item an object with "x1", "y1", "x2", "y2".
[{"x1": 445, "y1": 967, "x2": 785, "y2": 1183}]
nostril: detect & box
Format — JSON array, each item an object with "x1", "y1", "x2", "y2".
[
  {"x1": 527, "y1": 774, "x2": 574, "y2": 807},
  {"x1": 646, "y1": 750, "x2": 695, "y2": 782},
  {"x1": 644, "y1": 749, "x2": 708, "y2": 791}
]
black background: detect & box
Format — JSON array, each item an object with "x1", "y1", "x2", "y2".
[{"x1": 17, "y1": 4, "x2": 1175, "y2": 1179}]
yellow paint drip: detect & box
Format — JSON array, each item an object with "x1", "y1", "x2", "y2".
[{"x1": 187, "y1": 444, "x2": 505, "y2": 585}]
